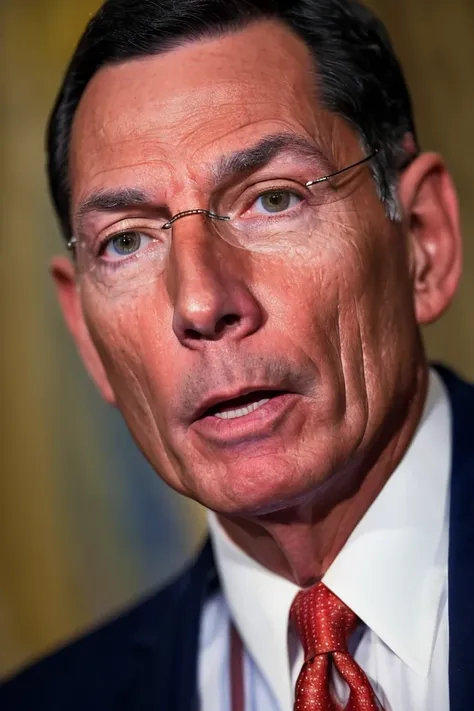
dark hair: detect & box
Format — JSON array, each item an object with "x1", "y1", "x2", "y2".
[{"x1": 47, "y1": 0, "x2": 418, "y2": 240}]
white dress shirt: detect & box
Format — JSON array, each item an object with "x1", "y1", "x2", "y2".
[{"x1": 198, "y1": 369, "x2": 452, "y2": 711}]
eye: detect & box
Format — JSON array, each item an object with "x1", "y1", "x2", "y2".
[
  {"x1": 103, "y1": 231, "x2": 152, "y2": 260},
  {"x1": 254, "y1": 190, "x2": 303, "y2": 215}
]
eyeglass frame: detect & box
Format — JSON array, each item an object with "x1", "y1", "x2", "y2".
[{"x1": 66, "y1": 148, "x2": 379, "y2": 252}]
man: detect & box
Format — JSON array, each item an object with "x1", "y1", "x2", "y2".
[{"x1": 2, "y1": 0, "x2": 472, "y2": 709}]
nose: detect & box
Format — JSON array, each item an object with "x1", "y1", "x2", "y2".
[{"x1": 167, "y1": 219, "x2": 264, "y2": 348}]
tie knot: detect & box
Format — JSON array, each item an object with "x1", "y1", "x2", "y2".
[{"x1": 290, "y1": 583, "x2": 358, "y2": 660}]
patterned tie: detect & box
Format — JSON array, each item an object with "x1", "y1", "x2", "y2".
[{"x1": 290, "y1": 583, "x2": 384, "y2": 711}]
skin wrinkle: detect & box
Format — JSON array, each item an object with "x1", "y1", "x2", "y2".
[
  {"x1": 352, "y1": 300, "x2": 370, "y2": 444},
  {"x1": 119, "y1": 333, "x2": 185, "y2": 479},
  {"x1": 332, "y1": 287, "x2": 348, "y2": 425},
  {"x1": 83, "y1": 285, "x2": 185, "y2": 479},
  {"x1": 334, "y1": 284, "x2": 367, "y2": 454},
  {"x1": 312, "y1": 203, "x2": 371, "y2": 424},
  {"x1": 54, "y1": 21, "x2": 462, "y2": 585}
]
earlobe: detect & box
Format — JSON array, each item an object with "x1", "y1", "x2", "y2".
[
  {"x1": 398, "y1": 153, "x2": 463, "y2": 326},
  {"x1": 51, "y1": 256, "x2": 117, "y2": 406}
]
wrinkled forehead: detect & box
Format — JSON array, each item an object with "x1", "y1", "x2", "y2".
[{"x1": 69, "y1": 20, "x2": 353, "y2": 203}]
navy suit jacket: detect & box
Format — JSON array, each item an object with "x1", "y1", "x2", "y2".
[{"x1": 1, "y1": 366, "x2": 473, "y2": 711}]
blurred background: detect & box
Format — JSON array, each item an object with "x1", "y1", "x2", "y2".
[{"x1": 1, "y1": 0, "x2": 473, "y2": 682}]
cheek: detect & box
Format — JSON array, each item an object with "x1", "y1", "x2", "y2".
[
  {"x1": 292, "y1": 217, "x2": 418, "y2": 424},
  {"x1": 255, "y1": 218, "x2": 372, "y2": 344},
  {"x1": 81, "y1": 285, "x2": 176, "y2": 411},
  {"x1": 254, "y1": 215, "x2": 413, "y2": 412},
  {"x1": 79, "y1": 285, "x2": 195, "y2": 489}
]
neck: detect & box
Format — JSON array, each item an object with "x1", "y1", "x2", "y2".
[{"x1": 217, "y1": 366, "x2": 429, "y2": 587}]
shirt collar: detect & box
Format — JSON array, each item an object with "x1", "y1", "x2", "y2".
[{"x1": 208, "y1": 369, "x2": 451, "y2": 709}]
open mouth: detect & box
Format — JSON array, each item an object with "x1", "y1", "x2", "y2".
[{"x1": 200, "y1": 390, "x2": 286, "y2": 421}]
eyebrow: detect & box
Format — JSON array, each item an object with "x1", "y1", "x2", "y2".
[
  {"x1": 213, "y1": 133, "x2": 329, "y2": 182},
  {"x1": 73, "y1": 133, "x2": 329, "y2": 231},
  {"x1": 74, "y1": 187, "x2": 152, "y2": 232}
]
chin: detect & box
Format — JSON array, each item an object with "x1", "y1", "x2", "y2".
[{"x1": 190, "y1": 447, "x2": 344, "y2": 518}]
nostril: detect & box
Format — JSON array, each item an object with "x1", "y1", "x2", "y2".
[
  {"x1": 215, "y1": 313, "x2": 240, "y2": 336},
  {"x1": 184, "y1": 327, "x2": 203, "y2": 341},
  {"x1": 183, "y1": 314, "x2": 239, "y2": 341}
]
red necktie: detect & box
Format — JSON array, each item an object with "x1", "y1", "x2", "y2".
[{"x1": 290, "y1": 583, "x2": 384, "y2": 710}]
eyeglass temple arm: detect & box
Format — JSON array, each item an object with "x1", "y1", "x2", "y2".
[{"x1": 305, "y1": 149, "x2": 379, "y2": 188}]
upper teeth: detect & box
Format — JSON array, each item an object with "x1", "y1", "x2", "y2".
[{"x1": 214, "y1": 398, "x2": 270, "y2": 420}]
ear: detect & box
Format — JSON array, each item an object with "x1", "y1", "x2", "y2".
[
  {"x1": 51, "y1": 256, "x2": 117, "y2": 406},
  {"x1": 398, "y1": 153, "x2": 463, "y2": 325}
]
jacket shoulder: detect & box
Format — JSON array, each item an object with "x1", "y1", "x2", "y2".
[
  {"x1": 0, "y1": 541, "x2": 212, "y2": 710},
  {"x1": 437, "y1": 364, "x2": 474, "y2": 422}
]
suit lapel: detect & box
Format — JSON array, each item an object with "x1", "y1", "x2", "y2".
[
  {"x1": 439, "y1": 367, "x2": 474, "y2": 711},
  {"x1": 123, "y1": 540, "x2": 217, "y2": 711},
  {"x1": 174, "y1": 541, "x2": 219, "y2": 711}
]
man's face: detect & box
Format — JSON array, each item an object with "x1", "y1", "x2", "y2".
[{"x1": 64, "y1": 21, "x2": 423, "y2": 515}]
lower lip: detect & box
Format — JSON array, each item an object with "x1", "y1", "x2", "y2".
[{"x1": 190, "y1": 393, "x2": 299, "y2": 445}]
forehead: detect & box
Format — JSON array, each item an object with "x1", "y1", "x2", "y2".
[{"x1": 69, "y1": 20, "x2": 339, "y2": 203}]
